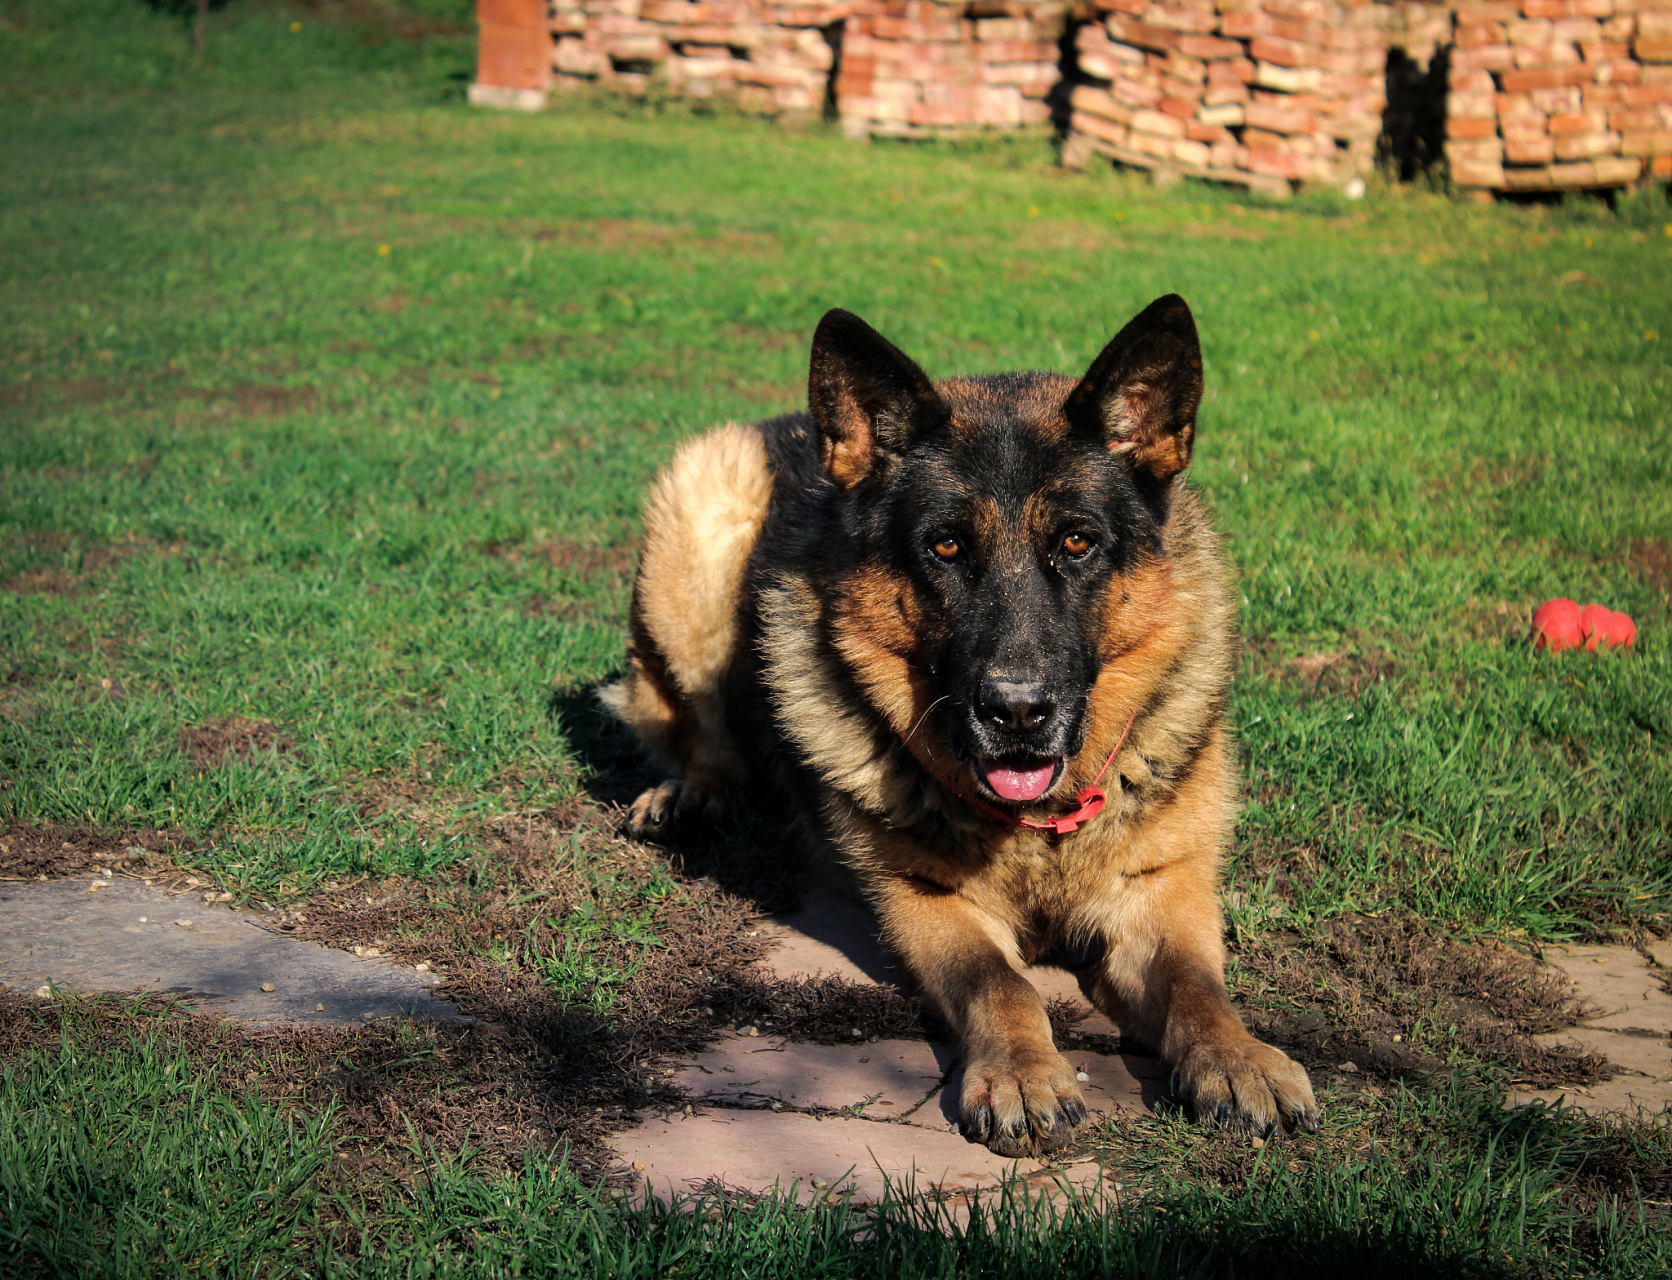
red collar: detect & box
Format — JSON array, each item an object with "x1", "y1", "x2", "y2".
[{"x1": 896, "y1": 710, "x2": 1137, "y2": 836}]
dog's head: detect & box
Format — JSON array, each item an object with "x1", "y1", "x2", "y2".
[{"x1": 807, "y1": 296, "x2": 1203, "y2": 807}]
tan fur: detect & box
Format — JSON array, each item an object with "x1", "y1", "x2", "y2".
[{"x1": 600, "y1": 422, "x2": 772, "y2": 800}]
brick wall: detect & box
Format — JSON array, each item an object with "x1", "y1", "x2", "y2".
[
  {"x1": 474, "y1": 0, "x2": 1672, "y2": 194},
  {"x1": 1445, "y1": 0, "x2": 1672, "y2": 192}
]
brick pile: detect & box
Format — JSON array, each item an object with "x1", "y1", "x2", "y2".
[
  {"x1": 549, "y1": 0, "x2": 847, "y2": 118},
  {"x1": 1445, "y1": 0, "x2": 1672, "y2": 192},
  {"x1": 831, "y1": 1, "x2": 1067, "y2": 137},
  {"x1": 1061, "y1": 0, "x2": 1399, "y2": 194}
]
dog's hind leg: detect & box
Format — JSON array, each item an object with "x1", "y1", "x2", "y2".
[{"x1": 599, "y1": 422, "x2": 773, "y2": 841}]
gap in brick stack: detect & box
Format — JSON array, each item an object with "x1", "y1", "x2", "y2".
[{"x1": 473, "y1": 0, "x2": 1672, "y2": 199}]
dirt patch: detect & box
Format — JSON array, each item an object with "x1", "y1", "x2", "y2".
[
  {"x1": 1, "y1": 533, "x2": 142, "y2": 597},
  {"x1": 176, "y1": 717, "x2": 293, "y2": 773},
  {"x1": 479, "y1": 536, "x2": 639, "y2": 587},
  {"x1": 1242, "y1": 634, "x2": 1402, "y2": 698},
  {"x1": 0, "y1": 823, "x2": 187, "y2": 881},
  {"x1": 1235, "y1": 915, "x2": 1607, "y2": 1090},
  {"x1": 1629, "y1": 539, "x2": 1671, "y2": 600}
]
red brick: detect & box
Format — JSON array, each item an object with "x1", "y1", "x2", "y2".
[
  {"x1": 479, "y1": 0, "x2": 547, "y2": 28},
  {"x1": 1218, "y1": 10, "x2": 1271, "y2": 38},
  {"x1": 1504, "y1": 132, "x2": 1557, "y2": 160},
  {"x1": 1500, "y1": 65, "x2": 1594, "y2": 90},
  {"x1": 1446, "y1": 136, "x2": 1505, "y2": 161},
  {"x1": 1179, "y1": 33, "x2": 1245, "y2": 59},
  {"x1": 1106, "y1": 16, "x2": 1179, "y2": 52},
  {"x1": 1207, "y1": 56, "x2": 1256, "y2": 84},
  {"x1": 1552, "y1": 129, "x2": 1618, "y2": 156},
  {"x1": 1637, "y1": 36, "x2": 1672, "y2": 60},
  {"x1": 1244, "y1": 100, "x2": 1318, "y2": 132},
  {"x1": 1651, "y1": 154, "x2": 1672, "y2": 175},
  {"x1": 1160, "y1": 95, "x2": 1198, "y2": 117},
  {"x1": 1620, "y1": 128, "x2": 1672, "y2": 153},
  {"x1": 1452, "y1": 44, "x2": 1517, "y2": 70},
  {"x1": 1187, "y1": 119, "x2": 1235, "y2": 141},
  {"x1": 1549, "y1": 107, "x2": 1607, "y2": 130},
  {"x1": 1148, "y1": 4, "x2": 1220, "y2": 35},
  {"x1": 1448, "y1": 115, "x2": 1500, "y2": 137},
  {"x1": 477, "y1": 22, "x2": 552, "y2": 89},
  {"x1": 1248, "y1": 35, "x2": 1314, "y2": 67},
  {"x1": 1452, "y1": 157, "x2": 1506, "y2": 187},
  {"x1": 1552, "y1": 17, "x2": 1604, "y2": 40},
  {"x1": 1515, "y1": 42, "x2": 1582, "y2": 67},
  {"x1": 1581, "y1": 40, "x2": 1633, "y2": 59},
  {"x1": 1130, "y1": 106, "x2": 1188, "y2": 137},
  {"x1": 1453, "y1": 0, "x2": 1520, "y2": 19},
  {"x1": 1591, "y1": 59, "x2": 1642, "y2": 83},
  {"x1": 1455, "y1": 21, "x2": 1508, "y2": 44},
  {"x1": 1449, "y1": 90, "x2": 1500, "y2": 117}
]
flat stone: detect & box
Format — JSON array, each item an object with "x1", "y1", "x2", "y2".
[
  {"x1": 1646, "y1": 940, "x2": 1672, "y2": 971},
  {"x1": 1536, "y1": 1029, "x2": 1672, "y2": 1083},
  {"x1": 615, "y1": 1108, "x2": 1106, "y2": 1206},
  {"x1": 0, "y1": 878, "x2": 465, "y2": 1026},
  {"x1": 1507, "y1": 1077, "x2": 1672, "y2": 1118},
  {"x1": 1548, "y1": 945, "x2": 1668, "y2": 1017},
  {"x1": 675, "y1": 1037, "x2": 951, "y2": 1117}
]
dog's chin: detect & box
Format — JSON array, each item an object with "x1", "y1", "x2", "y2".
[{"x1": 975, "y1": 755, "x2": 1065, "y2": 804}]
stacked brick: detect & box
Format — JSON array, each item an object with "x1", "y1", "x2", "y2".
[
  {"x1": 1061, "y1": 0, "x2": 1394, "y2": 194},
  {"x1": 549, "y1": 0, "x2": 847, "y2": 117},
  {"x1": 832, "y1": 1, "x2": 1066, "y2": 137},
  {"x1": 1445, "y1": 0, "x2": 1672, "y2": 192}
]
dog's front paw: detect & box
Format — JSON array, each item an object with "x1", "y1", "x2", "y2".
[
  {"x1": 959, "y1": 1046, "x2": 1088, "y2": 1158},
  {"x1": 1170, "y1": 1037, "x2": 1318, "y2": 1136},
  {"x1": 625, "y1": 780, "x2": 724, "y2": 843}
]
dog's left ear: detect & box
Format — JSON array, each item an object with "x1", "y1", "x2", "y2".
[{"x1": 1064, "y1": 294, "x2": 1204, "y2": 487}]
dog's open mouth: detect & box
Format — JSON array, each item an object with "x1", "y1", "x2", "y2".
[{"x1": 978, "y1": 756, "x2": 1063, "y2": 803}]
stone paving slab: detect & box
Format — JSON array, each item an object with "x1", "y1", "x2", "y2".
[
  {"x1": 614, "y1": 1108, "x2": 1108, "y2": 1207},
  {"x1": 617, "y1": 883, "x2": 1163, "y2": 1202},
  {"x1": 1507, "y1": 942, "x2": 1672, "y2": 1116},
  {"x1": 0, "y1": 877, "x2": 463, "y2": 1026}
]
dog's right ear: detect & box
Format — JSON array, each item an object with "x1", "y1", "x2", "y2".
[{"x1": 808, "y1": 309, "x2": 949, "y2": 489}]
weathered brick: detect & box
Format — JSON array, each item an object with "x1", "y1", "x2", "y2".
[
  {"x1": 1514, "y1": 42, "x2": 1582, "y2": 67},
  {"x1": 1549, "y1": 106, "x2": 1607, "y2": 129},
  {"x1": 1187, "y1": 118, "x2": 1236, "y2": 140},
  {"x1": 1552, "y1": 129, "x2": 1619, "y2": 157},
  {"x1": 1244, "y1": 99, "x2": 1318, "y2": 132},
  {"x1": 1637, "y1": 36, "x2": 1672, "y2": 60},
  {"x1": 1131, "y1": 106, "x2": 1189, "y2": 136},
  {"x1": 1448, "y1": 90, "x2": 1501, "y2": 117},
  {"x1": 1504, "y1": 132, "x2": 1557, "y2": 160},
  {"x1": 1452, "y1": 44, "x2": 1517, "y2": 71},
  {"x1": 1619, "y1": 127, "x2": 1672, "y2": 152},
  {"x1": 1446, "y1": 136, "x2": 1505, "y2": 161},
  {"x1": 1455, "y1": 21, "x2": 1508, "y2": 44},
  {"x1": 1591, "y1": 154, "x2": 1643, "y2": 181},
  {"x1": 1148, "y1": 4, "x2": 1220, "y2": 34},
  {"x1": 1248, "y1": 35, "x2": 1314, "y2": 67},
  {"x1": 1452, "y1": 157, "x2": 1507, "y2": 186},
  {"x1": 1500, "y1": 64, "x2": 1594, "y2": 90},
  {"x1": 1448, "y1": 114, "x2": 1501, "y2": 136},
  {"x1": 1179, "y1": 33, "x2": 1245, "y2": 58}
]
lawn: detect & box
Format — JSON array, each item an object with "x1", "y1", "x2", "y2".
[{"x1": 2, "y1": 0, "x2": 1671, "y2": 1274}]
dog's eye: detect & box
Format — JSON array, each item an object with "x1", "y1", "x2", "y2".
[
  {"x1": 1062, "y1": 533, "x2": 1093, "y2": 558},
  {"x1": 931, "y1": 537, "x2": 962, "y2": 562}
]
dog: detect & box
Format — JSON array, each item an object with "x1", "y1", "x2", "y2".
[{"x1": 601, "y1": 295, "x2": 1318, "y2": 1156}]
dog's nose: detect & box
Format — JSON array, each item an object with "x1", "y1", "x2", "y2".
[{"x1": 979, "y1": 676, "x2": 1056, "y2": 734}]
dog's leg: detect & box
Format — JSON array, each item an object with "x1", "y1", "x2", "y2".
[
  {"x1": 1085, "y1": 862, "x2": 1318, "y2": 1136},
  {"x1": 599, "y1": 423, "x2": 773, "y2": 842},
  {"x1": 874, "y1": 875, "x2": 1086, "y2": 1157}
]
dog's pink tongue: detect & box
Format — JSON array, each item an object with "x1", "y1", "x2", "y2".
[{"x1": 982, "y1": 758, "x2": 1055, "y2": 802}]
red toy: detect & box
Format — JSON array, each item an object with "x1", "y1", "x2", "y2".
[
  {"x1": 1580, "y1": 604, "x2": 1637, "y2": 651},
  {"x1": 1531, "y1": 598, "x2": 1584, "y2": 652}
]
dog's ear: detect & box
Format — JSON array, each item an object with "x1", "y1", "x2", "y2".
[
  {"x1": 808, "y1": 309, "x2": 949, "y2": 489},
  {"x1": 1064, "y1": 294, "x2": 1203, "y2": 486}
]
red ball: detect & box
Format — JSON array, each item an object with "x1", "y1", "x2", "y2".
[
  {"x1": 1531, "y1": 598, "x2": 1583, "y2": 652},
  {"x1": 1581, "y1": 605, "x2": 1637, "y2": 651}
]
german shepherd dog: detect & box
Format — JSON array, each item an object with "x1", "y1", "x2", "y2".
[{"x1": 602, "y1": 296, "x2": 1318, "y2": 1156}]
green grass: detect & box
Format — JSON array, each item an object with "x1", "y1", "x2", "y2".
[
  {"x1": 6, "y1": 1024, "x2": 1669, "y2": 1278},
  {"x1": 3, "y1": 0, "x2": 1672, "y2": 1273}
]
